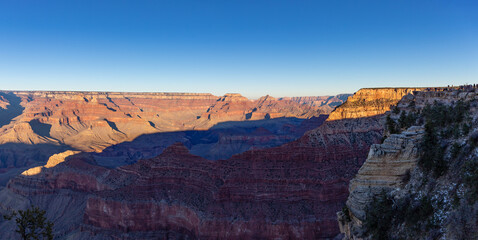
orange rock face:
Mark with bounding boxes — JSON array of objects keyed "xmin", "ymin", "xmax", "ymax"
[
  {"xmin": 0, "ymin": 91, "xmax": 219, "ymax": 152},
  {"xmin": 327, "ymin": 88, "xmax": 424, "ymax": 121}
]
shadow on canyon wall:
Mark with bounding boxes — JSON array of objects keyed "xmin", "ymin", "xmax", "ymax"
[
  {"xmin": 0, "ymin": 115, "xmax": 327, "ymax": 184},
  {"xmin": 92, "ymin": 115, "xmax": 328, "ymax": 167},
  {"xmin": 29, "ymin": 119, "xmax": 53, "ymax": 138},
  {"xmin": 0, "ymin": 142, "xmax": 73, "ymax": 186},
  {"xmin": 0, "ymin": 92, "xmax": 25, "ymax": 129}
]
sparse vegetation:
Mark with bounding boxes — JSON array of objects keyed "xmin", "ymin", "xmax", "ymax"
[
  {"xmin": 2, "ymin": 205, "xmax": 54, "ymax": 240},
  {"xmin": 392, "ymin": 106, "xmax": 400, "ymax": 114},
  {"xmin": 420, "ymin": 122, "xmax": 447, "ymax": 177},
  {"xmin": 421, "ymin": 100, "xmax": 469, "ymax": 127},
  {"xmin": 450, "ymin": 142, "xmax": 462, "ymax": 159},
  {"xmin": 418, "ymin": 101, "xmax": 471, "ymax": 177},
  {"xmin": 364, "ymin": 191, "xmax": 438, "ymax": 240},
  {"xmin": 398, "ymin": 111, "xmax": 418, "ymax": 130},
  {"xmin": 364, "ymin": 190, "xmax": 394, "ymax": 240},
  {"xmin": 462, "ymin": 122, "xmax": 471, "ymax": 135},
  {"xmin": 341, "ymin": 205, "xmax": 351, "ymax": 222},
  {"xmin": 386, "ymin": 114, "xmax": 398, "ymax": 134},
  {"xmin": 462, "ymin": 158, "xmax": 478, "ymax": 203},
  {"xmin": 469, "ymin": 131, "xmax": 478, "ymax": 147},
  {"xmin": 364, "ymin": 97, "xmax": 477, "ymax": 239}
]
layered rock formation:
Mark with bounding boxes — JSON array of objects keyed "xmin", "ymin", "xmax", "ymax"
[
  {"xmin": 281, "ymin": 94, "xmax": 352, "ymax": 113},
  {"xmin": 0, "ymin": 91, "xmax": 345, "ymax": 170},
  {"xmin": 21, "ymin": 150, "xmax": 81, "ymax": 176},
  {"xmin": 339, "ymin": 87, "xmax": 478, "ymax": 240},
  {"xmin": 0, "ymin": 91, "xmax": 218, "ymax": 152},
  {"xmin": 193, "ymin": 94, "xmax": 327, "ymax": 129},
  {"xmin": 327, "ymin": 88, "xmax": 423, "ymax": 121},
  {"xmin": 338, "ymin": 127, "xmax": 424, "ymax": 238},
  {"xmin": 0, "ymin": 88, "xmax": 419, "ymax": 239},
  {"xmin": 0, "ymin": 91, "xmax": 347, "ymax": 153}
]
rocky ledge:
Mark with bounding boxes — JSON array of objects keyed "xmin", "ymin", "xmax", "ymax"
[{"xmin": 338, "ymin": 127, "xmax": 424, "ymax": 238}]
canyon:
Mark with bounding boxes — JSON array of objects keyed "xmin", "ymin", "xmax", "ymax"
[
  {"xmin": 0, "ymin": 91, "xmax": 347, "ymax": 183},
  {"xmin": 0, "ymin": 88, "xmax": 421, "ymax": 239}
]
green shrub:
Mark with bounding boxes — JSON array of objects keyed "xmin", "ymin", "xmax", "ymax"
[
  {"xmin": 462, "ymin": 158, "xmax": 478, "ymax": 203},
  {"xmin": 450, "ymin": 142, "xmax": 461, "ymax": 159},
  {"xmin": 392, "ymin": 106, "xmax": 400, "ymax": 114},
  {"xmin": 364, "ymin": 190, "xmax": 394, "ymax": 240},
  {"xmin": 405, "ymin": 196, "xmax": 435, "ymax": 228},
  {"xmin": 386, "ymin": 115, "xmax": 399, "ymax": 134},
  {"xmin": 3, "ymin": 205, "xmax": 54, "ymax": 240},
  {"xmin": 399, "ymin": 111, "xmax": 418, "ymax": 130},
  {"xmin": 421, "ymin": 101, "xmax": 469, "ymax": 129},
  {"xmin": 419, "ymin": 122, "xmax": 448, "ymax": 177},
  {"xmin": 462, "ymin": 122, "xmax": 471, "ymax": 135},
  {"xmin": 364, "ymin": 191, "xmax": 439, "ymax": 239},
  {"xmin": 452, "ymin": 123, "xmax": 461, "ymax": 139},
  {"xmin": 398, "ymin": 111, "xmax": 407, "ymax": 128},
  {"xmin": 416, "ymin": 101, "xmax": 471, "ymax": 177},
  {"xmin": 469, "ymin": 131, "xmax": 478, "ymax": 147},
  {"xmin": 408, "ymin": 101, "xmax": 416, "ymax": 108},
  {"xmin": 341, "ymin": 205, "xmax": 351, "ymax": 222}
]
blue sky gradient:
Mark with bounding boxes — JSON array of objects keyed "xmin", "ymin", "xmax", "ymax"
[{"xmin": 0, "ymin": 1, "xmax": 477, "ymax": 98}]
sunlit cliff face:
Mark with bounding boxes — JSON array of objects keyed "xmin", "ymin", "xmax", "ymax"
[
  {"xmin": 21, "ymin": 150, "xmax": 80, "ymax": 176},
  {"xmin": 327, "ymin": 88, "xmax": 424, "ymax": 121}
]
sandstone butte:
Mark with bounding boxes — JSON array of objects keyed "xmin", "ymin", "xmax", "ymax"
[{"xmin": 0, "ymin": 88, "xmax": 422, "ymax": 239}]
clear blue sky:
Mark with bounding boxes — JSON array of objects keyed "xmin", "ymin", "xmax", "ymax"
[{"xmin": 0, "ymin": 1, "xmax": 477, "ymax": 98}]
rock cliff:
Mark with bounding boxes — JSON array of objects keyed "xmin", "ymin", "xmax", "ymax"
[
  {"xmin": 280, "ymin": 94, "xmax": 352, "ymax": 113},
  {"xmin": 339, "ymin": 87, "xmax": 478, "ymax": 240},
  {"xmin": 328, "ymin": 88, "xmax": 423, "ymax": 121},
  {"xmin": 338, "ymin": 127, "xmax": 424, "ymax": 238}
]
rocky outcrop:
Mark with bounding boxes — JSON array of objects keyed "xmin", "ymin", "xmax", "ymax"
[
  {"xmin": 338, "ymin": 127, "xmax": 424, "ymax": 239},
  {"xmin": 21, "ymin": 150, "xmax": 81, "ymax": 176},
  {"xmin": 339, "ymin": 87, "xmax": 478, "ymax": 240},
  {"xmin": 328, "ymin": 88, "xmax": 423, "ymax": 121}
]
